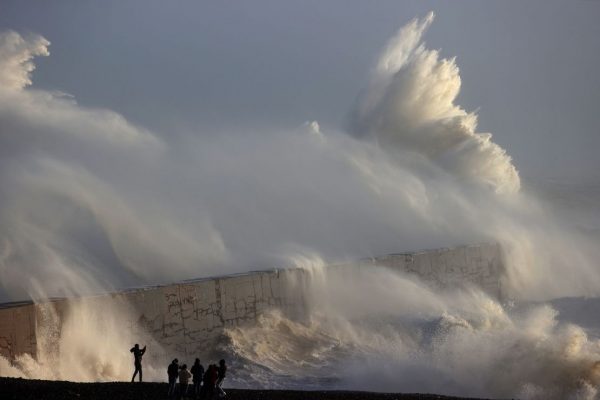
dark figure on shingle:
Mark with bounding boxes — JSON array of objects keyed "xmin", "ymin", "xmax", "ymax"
[
  {"xmin": 167, "ymin": 358, "xmax": 179, "ymax": 396},
  {"xmin": 178, "ymin": 364, "xmax": 192, "ymax": 400},
  {"xmin": 190, "ymin": 358, "xmax": 204, "ymax": 397},
  {"xmin": 201, "ymin": 364, "xmax": 217, "ymax": 399},
  {"xmin": 130, "ymin": 343, "xmax": 146, "ymax": 382},
  {"xmin": 216, "ymin": 359, "xmax": 227, "ymax": 397}
]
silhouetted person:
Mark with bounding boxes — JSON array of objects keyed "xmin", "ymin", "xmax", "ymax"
[
  {"xmin": 200, "ymin": 364, "xmax": 217, "ymax": 399},
  {"xmin": 130, "ymin": 343, "xmax": 146, "ymax": 382},
  {"xmin": 190, "ymin": 358, "xmax": 204, "ymax": 397},
  {"xmin": 167, "ymin": 358, "xmax": 179, "ymax": 397},
  {"xmin": 178, "ymin": 364, "xmax": 192, "ymax": 399},
  {"xmin": 216, "ymin": 359, "xmax": 227, "ymax": 397}
]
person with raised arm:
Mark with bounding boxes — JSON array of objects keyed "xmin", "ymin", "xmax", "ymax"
[{"xmin": 129, "ymin": 343, "xmax": 146, "ymax": 382}]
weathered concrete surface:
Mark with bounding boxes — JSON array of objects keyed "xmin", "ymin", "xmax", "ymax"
[
  {"xmin": 0, "ymin": 269, "xmax": 307, "ymax": 363},
  {"xmin": 370, "ymin": 242, "xmax": 504, "ymax": 299},
  {"xmin": 119, "ymin": 268, "xmax": 307, "ymax": 360},
  {"xmin": 0, "ymin": 243, "xmax": 504, "ymax": 363},
  {"xmin": 0, "ymin": 302, "xmax": 37, "ymax": 361}
]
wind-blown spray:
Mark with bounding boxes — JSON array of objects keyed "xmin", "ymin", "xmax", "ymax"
[{"xmin": 0, "ymin": 12, "xmax": 599, "ymax": 400}]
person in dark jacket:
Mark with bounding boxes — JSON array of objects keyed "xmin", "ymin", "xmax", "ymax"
[
  {"xmin": 190, "ymin": 358, "xmax": 204, "ymax": 397},
  {"xmin": 200, "ymin": 364, "xmax": 217, "ymax": 399},
  {"xmin": 130, "ymin": 343, "xmax": 146, "ymax": 382},
  {"xmin": 216, "ymin": 359, "xmax": 227, "ymax": 397},
  {"xmin": 167, "ymin": 359, "xmax": 179, "ymax": 397}
]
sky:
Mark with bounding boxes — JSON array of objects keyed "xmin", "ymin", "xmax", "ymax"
[
  {"xmin": 1, "ymin": 1, "xmax": 600, "ymax": 303},
  {"xmin": 1, "ymin": 0, "xmax": 599, "ymax": 180}
]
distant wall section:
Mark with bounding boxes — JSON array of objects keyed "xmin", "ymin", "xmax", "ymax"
[{"xmin": 370, "ymin": 242, "xmax": 504, "ymax": 299}]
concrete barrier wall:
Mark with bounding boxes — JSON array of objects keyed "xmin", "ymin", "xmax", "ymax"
[
  {"xmin": 0, "ymin": 268, "xmax": 306, "ymax": 362},
  {"xmin": 0, "ymin": 243, "xmax": 504, "ymax": 362},
  {"xmin": 370, "ymin": 242, "xmax": 504, "ymax": 299},
  {"xmin": 118, "ymin": 268, "xmax": 306, "ymax": 359},
  {"xmin": 0, "ymin": 303, "xmax": 37, "ymax": 361}
]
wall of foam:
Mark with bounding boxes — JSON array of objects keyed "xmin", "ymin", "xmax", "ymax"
[{"xmin": 0, "ymin": 243, "xmax": 504, "ymax": 362}]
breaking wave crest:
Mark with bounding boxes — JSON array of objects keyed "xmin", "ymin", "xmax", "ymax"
[{"xmin": 350, "ymin": 12, "xmax": 520, "ymax": 194}]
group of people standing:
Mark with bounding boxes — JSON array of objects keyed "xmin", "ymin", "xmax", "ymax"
[
  {"xmin": 168, "ymin": 358, "xmax": 227, "ymax": 399},
  {"xmin": 129, "ymin": 343, "xmax": 228, "ymax": 399}
]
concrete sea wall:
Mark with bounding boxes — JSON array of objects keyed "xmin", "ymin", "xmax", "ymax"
[
  {"xmin": 369, "ymin": 242, "xmax": 504, "ymax": 299},
  {"xmin": 0, "ymin": 243, "xmax": 504, "ymax": 362}
]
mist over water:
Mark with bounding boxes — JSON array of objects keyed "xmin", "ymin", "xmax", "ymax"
[{"xmin": 1, "ymin": 13, "xmax": 599, "ymax": 399}]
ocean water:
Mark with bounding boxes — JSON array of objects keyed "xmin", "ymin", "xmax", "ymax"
[
  {"xmin": 219, "ymin": 262, "xmax": 600, "ymax": 399},
  {"xmin": 1, "ymin": 12, "xmax": 600, "ymax": 400}
]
